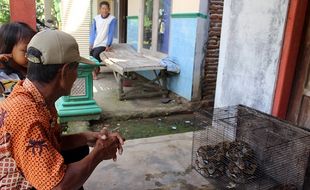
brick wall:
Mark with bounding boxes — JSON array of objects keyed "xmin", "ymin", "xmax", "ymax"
[{"xmin": 202, "ymin": 0, "xmax": 224, "ymax": 105}]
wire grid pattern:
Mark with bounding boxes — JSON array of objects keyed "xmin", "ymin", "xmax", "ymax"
[
  {"xmin": 192, "ymin": 105, "xmax": 310, "ymax": 190},
  {"xmin": 70, "ymin": 78, "xmax": 86, "ymax": 96}
]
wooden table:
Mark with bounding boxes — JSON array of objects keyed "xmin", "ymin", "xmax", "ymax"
[{"xmin": 100, "ymin": 43, "xmax": 168, "ymax": 100}]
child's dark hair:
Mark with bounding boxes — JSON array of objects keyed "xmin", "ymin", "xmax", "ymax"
[
  {"xmin": 0, "ymin": 22, "xmax": 36, "ymax": 54},
  {"xmin": 99, "ymin": 1, "xmax": 110, "ymax": 9},
  {"xmin": 0, "ymin": 22, "xmax": 35, "ymax": 79}
]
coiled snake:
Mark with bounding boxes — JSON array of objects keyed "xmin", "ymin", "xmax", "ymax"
[{"xmin": 195, "ymin": 140, "xmax": 257, "ymax": 183}]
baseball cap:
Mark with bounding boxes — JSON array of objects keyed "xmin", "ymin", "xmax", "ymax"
[{"xmin": 26, "ymin": 30, "xmax": 95, "ymax": 65}]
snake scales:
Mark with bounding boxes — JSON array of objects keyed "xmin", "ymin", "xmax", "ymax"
[{"xmin": 195, "ymin": 140, "xmax": 257, "ymax": 183}]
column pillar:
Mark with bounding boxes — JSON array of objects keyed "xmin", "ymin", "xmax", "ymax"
[{"xmin": 10, "ymin": 0, "xmax": 36, "ymax": 30}]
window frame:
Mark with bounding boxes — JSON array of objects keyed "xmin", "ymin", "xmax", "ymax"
[{"xmin": 138, "ymin": 0, "xmax": 170, "ymax": 58}]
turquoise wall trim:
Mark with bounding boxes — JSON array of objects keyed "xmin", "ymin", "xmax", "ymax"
[
  {"xmin": 171, "ymin": 13, "xmax": 208, "ymax": 19},
  {"xmin": 127, "ymin": 18, "xmax": 138, "ymax": 50},
  {"xmin": 127, "ymin": 16, "xmax": 138, "ymax": 19}
]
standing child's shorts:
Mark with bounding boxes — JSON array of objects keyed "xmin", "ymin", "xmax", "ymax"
[{"xmin": 0, "ymin": 80, "xmax": 19, "ymax": 97}]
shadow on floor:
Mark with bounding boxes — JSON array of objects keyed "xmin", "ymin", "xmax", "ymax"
[{"xmin": 93, "ymin": 67, "xmax": 193, "ymax": 120}]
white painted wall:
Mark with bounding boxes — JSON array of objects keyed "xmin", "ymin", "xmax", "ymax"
[
  {"xmin": 128, "ymin": 0, "xmax": 140, "ymax": 16},
  {"xmin": 129, "ymin": 0, "xmax": 202, "ymax": 16},
  {"xmin": 172, "ymin": 0, "xmax": 200, "ymax": 13},
  {"xmin": 215, "ymin": 0, "xmax": 289, "ymax": 113}
]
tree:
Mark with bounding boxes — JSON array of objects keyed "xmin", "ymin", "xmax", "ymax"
[
  {"xmin": 36, "ymin": 0, "xmax": 61, "ymax": 28},
  {"xmin": 0, "ymin": 0, "xmax": 10, "ymax": 24},
  {"xmin": 36, "ymin": 0, "xmax": 45, "ymax": 22},
  {"xmin": 0, "ymin": 0, "xmax": 61, "ymax": 26},
  {"xmin": 51, "ymin": 0, "xmax": 61, "ymax": 28}
]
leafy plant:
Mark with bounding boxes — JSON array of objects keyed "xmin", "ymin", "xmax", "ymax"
[
  {"xmin": 144, "ymin": 16, "xmax": 152, "ymax": 29},
  {"xmin": 36, "ymin": 0, "xmax": 45, "ymax": 21},
  {"xmin": 0, "ymin": 0, "xmax": 61, "ymax": 26},
  {"xmin": 36, "ymin": 0, "xmax": 61, "ymax": 28},
  {"xmin": 0, "ymin": 0, "xmax": 10, "ymax": 24},
  {"xmin": 51, "ymin": 0, "xmax": 61, "ymax": 27}
]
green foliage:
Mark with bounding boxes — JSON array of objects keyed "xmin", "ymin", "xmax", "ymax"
[
  {"xmin": 35, "ymin": 0, "xmax": 61, "ymax": 28},
  {"xmin": 0, "ymin": 0, "xmax": 10, "ymax": 24},
  {"xmin": 36, "ymin": 0, "xmax": 45, "ymax": 21},
  {"xmin": 0, "ymin": 0, "xmax": 61, "ymax": 26},
  {"xmin": 51, "ymin": 0, "xmax": 61, "ymax": 27},
  {"xmin": 144, "ymin": 16, "xmax": 152, "ymax": 29}
]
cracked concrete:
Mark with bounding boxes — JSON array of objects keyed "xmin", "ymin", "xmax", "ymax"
[{"xmin": 84, "ymin": 132, "xmax": 215, "ymax": 190}]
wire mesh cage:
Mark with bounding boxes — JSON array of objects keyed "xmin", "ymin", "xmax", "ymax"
[{"xmin": 192, "ymin": 105, "xmax": 310, "ymax": 190}]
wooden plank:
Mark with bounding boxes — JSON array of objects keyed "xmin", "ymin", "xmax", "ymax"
[
  {"xmin": 100, "ymin": 43, "xmax": 165, "ymax": 73},
  {"xmin": 104, "ymin": 59, "xmax": 124, "ymax": 74},
  {"xmin": 99, "ymin": 43, "xmax": 168, "ymax": 100},
  {"xmin": 298, "ymin": 96, "xmax": 310, "ymax": 129},
  {"xmin": 122, "ymin": 66, "xmax": 165, "ymax": 73}
]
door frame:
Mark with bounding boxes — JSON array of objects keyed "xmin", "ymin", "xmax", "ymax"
[
  {"xmin": 272, "ymin": 0, "xmax": 308, "ymax": 119},
  {"xmin": 118, "ymin": 0, "xmax": 127, "ymax": 43},
  {"xmin": 286, "ymin": 3, "xmax": 310, "ymax": 125}
]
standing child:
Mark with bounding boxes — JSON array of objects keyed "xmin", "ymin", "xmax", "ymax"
[
  {"xmin": 0, "ymin": 22, "xmax": 36, "ymax": 95},
  {"xmin": 89, "ymin": 1, "xmax": 116, "ymax": 80}
]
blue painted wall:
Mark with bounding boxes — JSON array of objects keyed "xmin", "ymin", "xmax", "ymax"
[
  {"xmin": 127, "ymin": 18, "xmax": 139, "ymax": 49},
  {"xmin": 167, "ymin": 18, "xmax": 197, "ymax": 100},
  {"xmin": 126, "ymin": 16, "xmax": 199, "ymax": 100}
]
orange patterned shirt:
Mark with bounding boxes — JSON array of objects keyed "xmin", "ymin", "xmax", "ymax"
[{"xmin": 0, "ymin": 79, "xmax": 66, "ymax": 190}]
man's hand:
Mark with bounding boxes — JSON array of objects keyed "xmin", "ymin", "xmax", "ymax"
[
  {"xmin": 93, "ymin": 136, "xmax": 118, "ymax": 161},
  {"xmin": 82, "ymin": 131, "xmax": 100, "ymax": 147},
  {"xmin": 0, "ymin": 54, "xmax": 12, "ymax": 62},
  {"xmin": 82, "ymin": 128, "xmax": 124, "ymax": 146},
  {"xmin": 53, "ymin": 128, "xmax": 125, "ymax": 190},
  {"xmin": 87, "ymin": 127, "xmax": 125, "ymax": 161}
]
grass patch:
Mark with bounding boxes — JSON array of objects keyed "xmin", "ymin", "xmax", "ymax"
[{"xmin": 91, "ymin": 114, "xmax": 196, "ymax": 140}]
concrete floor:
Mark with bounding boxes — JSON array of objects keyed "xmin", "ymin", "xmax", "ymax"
[
  {"xmin": 0, "ymin": 69, "xmax": 213, "ymax": 189},
  {"xmin": 84, "ymin": 70, "xmax": 215, "ymax": 189},
  {"xmin": 92, "ymin": 67, "xmax": 192, "ymax": 120},
  {"xmin": 84, "ymin": 132, "xmax": 215, "ymax": 190}
]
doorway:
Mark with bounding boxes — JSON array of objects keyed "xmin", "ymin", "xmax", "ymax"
[{"xmin": 117, "ymin": 0, "xmax": 127, "ymax": 43}]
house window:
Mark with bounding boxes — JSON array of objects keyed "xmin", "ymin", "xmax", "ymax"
[
  {"xmin": 157, "ymin": 0, "xmax": 171, "ymax": 53},
  {"xmin": 141, "ymin": 0, "xmax": 171, "ymax": 56},
  {"xmin": 143, "ymin": 0, "xmax": 153, "ymax": 49}
]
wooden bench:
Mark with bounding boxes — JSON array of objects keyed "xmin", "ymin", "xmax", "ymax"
[{"xmin": 100, "ymin": 43, "xmax": 168, "ymax": 100}]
